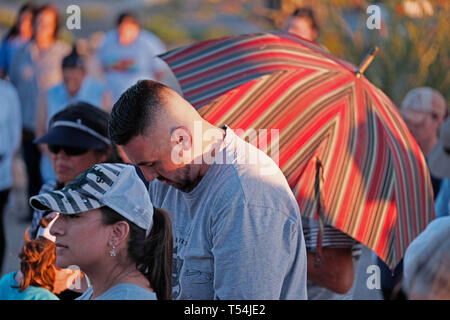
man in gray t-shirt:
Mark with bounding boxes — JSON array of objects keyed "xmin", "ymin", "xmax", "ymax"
[{"xmin": 108, "ymin": 80, "xmax": 308, "ymax": 299}]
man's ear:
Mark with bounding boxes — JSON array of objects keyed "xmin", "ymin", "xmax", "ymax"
[
  {"xmin": 171, "ymin": 126, "xmax": 192, "ymax": 150},
  {"xmin": 170, "ymin": 126, "xmax": 193, "ymax": 164}
]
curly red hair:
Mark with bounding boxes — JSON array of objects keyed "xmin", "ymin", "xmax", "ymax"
[{"xmin": 17, "ymin": 230, "xmax": 56, "ymax": 293}]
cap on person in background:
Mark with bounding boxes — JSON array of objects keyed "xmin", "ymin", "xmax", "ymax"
[
  {"xmin": 428, "ymin": 117, "xmax": 450, "ymax": 178},
  {"xmin": 34, "ymin": 102, "xmax": 111, "ymax": 150},
  {"xmin": 29, "ymin": 163, "xmax": 154, "ymax": 237},
  {"xmin": 400, "ymin": 87, "xmax": 447, "ymax": 124}
]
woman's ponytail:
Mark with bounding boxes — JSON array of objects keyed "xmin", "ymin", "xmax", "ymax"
[{"xmin": 140, "ymin": 208, "xmax": 173, "ymax": 300}]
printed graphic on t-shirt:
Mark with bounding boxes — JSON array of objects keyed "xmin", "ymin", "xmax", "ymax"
[{"xmin": 172, "ymin": 238, "xmax": 185, "ymax": 299}]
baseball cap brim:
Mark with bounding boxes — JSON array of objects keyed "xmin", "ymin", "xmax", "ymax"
[
  {"xmin": 34, "ymin": 126, "xmax": 108, "ymax": 150},
  {"xmin": 428, "ymin": 140, "xmax": 450, "ymax": 179},
  {"xmin": 29, "ymin": 187, "xmax": 104, "ymax": 215}
]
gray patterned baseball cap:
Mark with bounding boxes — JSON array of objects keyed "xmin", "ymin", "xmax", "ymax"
[{"xmin": 29, "ymin": 163, "xmax": 154, "ymax": 236}]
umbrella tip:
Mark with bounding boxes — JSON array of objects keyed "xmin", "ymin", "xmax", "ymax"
[{"xmin": 355, "ymin": 46, "xmax": 379, "ymax": 78}]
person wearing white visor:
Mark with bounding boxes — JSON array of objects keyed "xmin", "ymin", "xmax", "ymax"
[{"xmin": 29, "ymin": 163, "xmax": 173, "ymax": 300}]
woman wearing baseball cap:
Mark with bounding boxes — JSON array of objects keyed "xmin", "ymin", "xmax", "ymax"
[{"xmin": 30, "ymin": 163, "xmax": 173, "ymax": 300}]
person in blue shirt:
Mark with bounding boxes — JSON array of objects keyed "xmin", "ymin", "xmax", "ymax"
[
  {"xmin": 9, "ymin": 4, "xmax": 71, "ymax": 222},
  {"xmin": 429, "ymin": 117, "xmax": 450, "ymax": 218},
  {"xmin": 35, "ymin": 46, "xmax": 112, "ymax": 183},
  {"xmin": 0, "ymin": 79, "xmax": 21, "ymax": 273},
  {"xmin": 0, "ymin": 3, "xmax": 34, "ymax": 79},
  {"xmin": 435, "ymin": 179, "xmax": 450, "ymax": 218}
]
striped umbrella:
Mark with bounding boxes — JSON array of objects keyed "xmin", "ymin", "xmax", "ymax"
[{"xmin": 160, "ymin": 32, "xmax": 435, "ymax": 270}]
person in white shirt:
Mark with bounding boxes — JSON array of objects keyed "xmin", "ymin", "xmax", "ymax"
[{"xmin": 0, "ymin": 79, "xmax": 22, "ymax": 273}]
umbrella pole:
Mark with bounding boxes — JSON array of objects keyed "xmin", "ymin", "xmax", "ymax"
[
  {"xmin": 314, "ymin": 158, "xmax": 325, "ymax": 267},
  {"xmin": 354, "ymin": 46, "xmax": 379, "ymax": 78}
]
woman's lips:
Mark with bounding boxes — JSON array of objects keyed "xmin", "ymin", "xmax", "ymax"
[{"xmin": 55, "ymin": 243, "xmax": 68, "ymax": 253}]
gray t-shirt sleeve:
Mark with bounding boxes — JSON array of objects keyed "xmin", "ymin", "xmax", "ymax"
[{"xmin": 210, "ymin": 204, "xmax": 301, "ymax": 299}]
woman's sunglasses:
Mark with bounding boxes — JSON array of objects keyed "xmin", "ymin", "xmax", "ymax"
[{"xmin": 48, "ymin": 145, "xmax": 89, "ymax": 156}]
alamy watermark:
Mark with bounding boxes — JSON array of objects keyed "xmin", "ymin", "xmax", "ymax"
[
  {"xmin": 64, "ymin": 265, "xmax": 83, "ymax": 290},
  {"xmin": 366, "ymin": 5, "xmax": 381, "ymax": 30},
  {"xmin": 366, "ymin": 265, "xmax": 381, "ymax": 290},
  {"xmin": 66, "ymin": 5, "xmax": 81, "ymax": 30},
  {"xmin": 170, "ymin": 121, "xmax": 280, "ymax": 176}
]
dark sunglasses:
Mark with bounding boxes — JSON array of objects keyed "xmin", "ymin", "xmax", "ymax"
[{"xmin": 48, "ymin": 145, "xmax": 89, "ymax": 156}]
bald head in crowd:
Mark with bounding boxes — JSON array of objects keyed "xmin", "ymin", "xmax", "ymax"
[{"xmin": 400, "ymin": 87, "xmax": 447, "ymax": 157}]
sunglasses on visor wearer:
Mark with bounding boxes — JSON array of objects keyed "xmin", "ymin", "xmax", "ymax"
[{"xmin": 48, "ymin": 145, "xmax": 89, "ymax": 156}]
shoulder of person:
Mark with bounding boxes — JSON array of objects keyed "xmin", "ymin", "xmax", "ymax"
[
  {"xmin": 0, "ymin": 78, "xmax": 18, "ymax": 95},
  {"xmin": 24, "ymin": 287, "xmax": 59, "ymax": 300},
  {"xmin": 139, "ymin": 29, "xmax": 162, "ymax": 42},
  {"xmin": 225, "ymin": 160, "xmax": 293, "ymax": 202},
  {"xmin": 16, "ymin": 41, "xmax": 32, "ymax": 54},
  {"xmin": 138, "ymin": 30, "xmax": 165, "ymax": 48},
  {"xmin": 83, "ymin": 76, "xmax": 106, "ymax": 88},
  {"xmin": 0, "ymin": 271, "xmax": 15, "ymax": 285},
  {"xmin": 0, "ymin": 272, "xmax": 17, "ymax": 298},
  {"xmin": 47, "ymin": 81, "xmax": 64, "ymax": 94},
  {"xmin": 213, "ymin": 167, "xmax": 300, "ymax": 218},
  {"xmin": 98, "ymin": 284, "xmax": 156, "ymax": 300},
  {"xmin": 97, "ymin": 30, "xmax": 118, "ymax": 48}
]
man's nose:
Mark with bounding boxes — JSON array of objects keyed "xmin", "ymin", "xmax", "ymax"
[{"xmin": 141, "ymin": 167, "xmax": 158, "ymax": 182}]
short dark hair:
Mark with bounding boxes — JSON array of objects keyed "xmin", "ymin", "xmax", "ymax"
[
  {"xmin": 291, "ymin": 7, "xmax": 319, "ymax": 32},
  {"xmin": 62, "ymin": 44, "xmax": 84, "ymax": 69},
  {"xmin": 116, "ymin": 11, "xmax": 138, "ymax": 27},
  {"xmin": 109, "ymin": 80, "xmax": 167, "ymax": 145}
]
